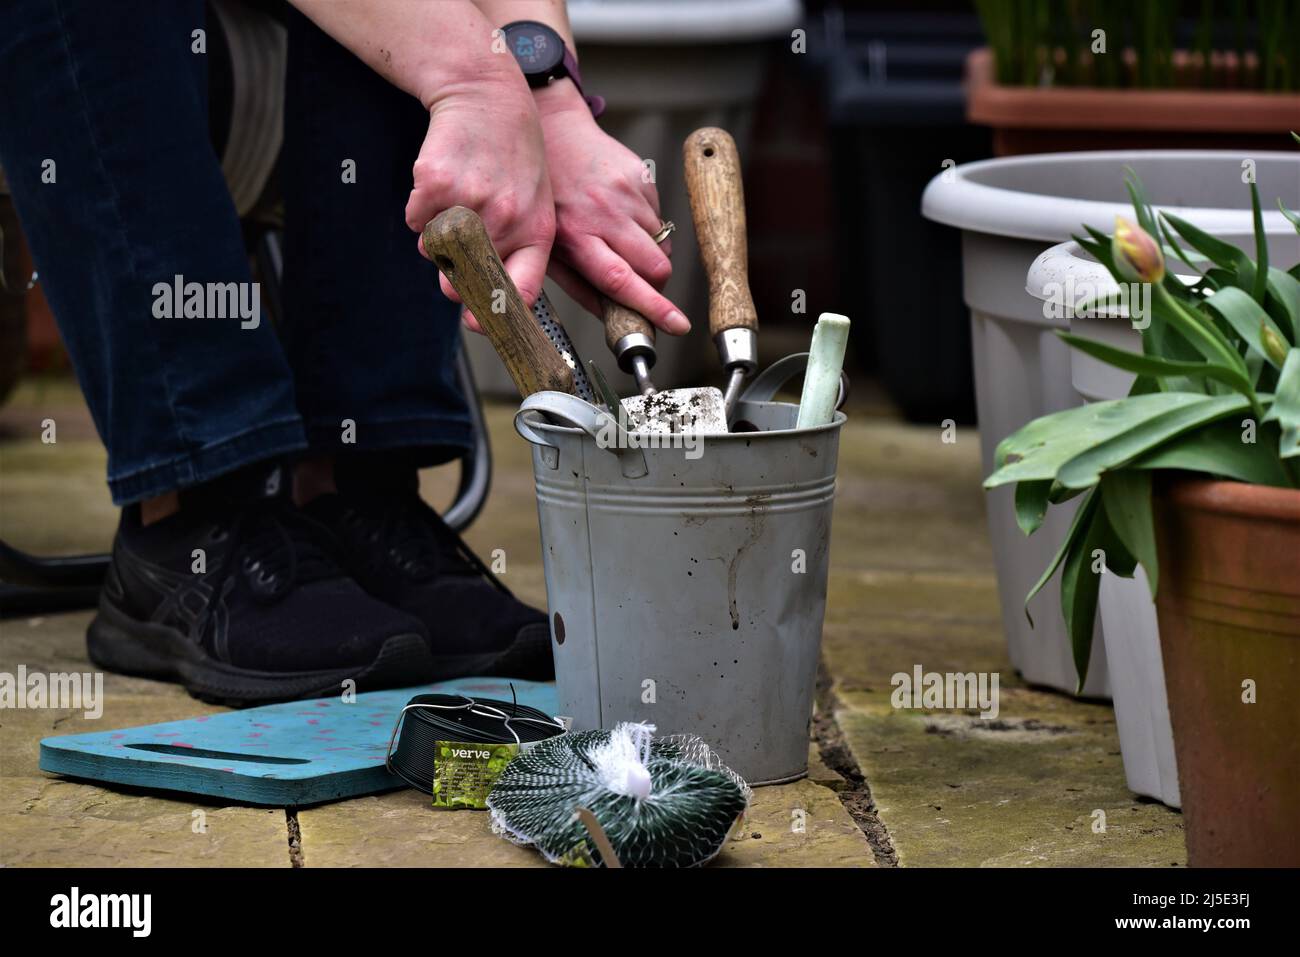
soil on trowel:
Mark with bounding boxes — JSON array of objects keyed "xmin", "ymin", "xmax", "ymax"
[{"xmin": 632, "ymin": 390, "xmax": 713, "ymax": 433}]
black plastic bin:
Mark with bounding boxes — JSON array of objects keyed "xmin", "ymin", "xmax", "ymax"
[{"xmin": 820, "ymin": 9, "xmax": 989, "ymax": 424}]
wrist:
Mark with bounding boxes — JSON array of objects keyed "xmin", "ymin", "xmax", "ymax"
[
  {"xmin": 416, "ymin": 53, "xmax": 526, "ymax": 113},
  {"xmin": 532, "ymin": 76, "xmax": 593, "ymax": 121}
]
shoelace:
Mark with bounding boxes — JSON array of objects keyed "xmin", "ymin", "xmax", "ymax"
[
  {"xmin": 346, "ymin": 493, "xmax": 511, "ymax": 595},
  {"xmin": 199, "ymin": 501, "xmax": 341, "ymax": 633}
]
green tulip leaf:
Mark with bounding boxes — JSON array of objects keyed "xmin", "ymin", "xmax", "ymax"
[
  {"xmin": 1097, "ymin": 512, "xmax": 1138, "ymax": 578},
  {"xmin": 986, "ymin": 392, "xmax": 1215, "ymax": 489},
  {"xmin": 1162, "ymin": 212, "xmax": 1249, "ymax": 274},
  {"xmin": 1056, "ymin": 393, "xmax": 1253, "ymax": 489},
  {"xmin": 1157, "ymin": 218, "xmax": 1213, "ymax": 287},
  {"xmin": 1250, "ymin": 182, "xmax": 1268, "ymax": 304},
  {"xmin": 1014, "ymin": 480, "xmax": 1052, "ymax": 536},
  {"xmin": 1047, "ymin": 481, "xmax": 1087, "ymax": 505},
  {"xmin": 1131, "ymin": 416, "xmax": 1292, "ymax": 486},
  {"xmin": 1203, "ymin": 287, "xmax": 1290, "ymax": 370},
  {"xmin": 1266, "ymin": 267, "xmax": 1300, "ymax": 343},
  {"xmin": 1262, "ymin": 348, "xmax": 1300, "ymax": 459},
  {"xmin": 1058, "ymin": 499, "xmax": 1108, "ymax": 691},
  {"xmin": 1278, "ymin": 199, "xmax": 1300, "ymax": 235},
  {"xmin": 1100, "ymin": 470, "xmax": 1158, "ymax": 596},
  {"xmin": 1124, "ymin": 168, "xmax": 1159, "ymax": 238},
  {"xmin": 1057, "ymin": 332, "xmax": 1254, "ymax": 397},
  {"xmin": 1023, "ymin": 486, "xmax": 1100, "ymax": 628}
]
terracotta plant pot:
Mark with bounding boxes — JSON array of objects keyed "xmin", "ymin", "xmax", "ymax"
[
  {"xmin": 1154, "ymin": 477, "xmax": 1300, "ymax": 867},
  {"xmin": 965, "ymin": 48, "xmax": 1300, "ymax": 155}
]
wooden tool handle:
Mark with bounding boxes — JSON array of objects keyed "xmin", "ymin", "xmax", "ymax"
[
  {"xmin": 598, "ymin": 295, "xmax": 656, "ymax": 354},
  {"xmin": 421, "ymin": 207, "xmax": 575, "ymax": 398},
  {"xmin": 683, "ymin": 127, "xmax": 757, "ymax": 339}
]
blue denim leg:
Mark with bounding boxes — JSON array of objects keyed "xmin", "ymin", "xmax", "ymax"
[
  {"xmin": 280, "ymin": 8, "xmax": 472, "ymax": 468},
  {"xmin": 0, "ymin": 0, "xmax": 307, "ymax": 504}
]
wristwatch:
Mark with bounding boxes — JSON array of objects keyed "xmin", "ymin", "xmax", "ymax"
[{"xmin": 500, "ymin": 20, "xmax": 605, "ymax": 118}]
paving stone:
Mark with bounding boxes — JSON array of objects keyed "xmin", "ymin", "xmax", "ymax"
[
  {"xmin": 821, "ymin": 416, "xmax": 1185, "ymax": 867},
  {"xmin": 806, "ymin": 740, "xmax": 844, "ymax": 790},
  {"xmin": 1, "ymin": 610, "xmax": 223, "ymax": 779},
  {"xmin": 296, "ymin": 788, "xmax": 545, "ymax": 867},
  {"xmin": 834, "ymin": 689, "xmax": 1185, "ymax": 867},
  {"xmin": 716, "ymin": 778, "xmax": 874, "ymax": 867},
  {"xmin": 0, "ymin": 776, "xmax": 288, "ymax": 867},
  {"xmin": 297, "ymin": 775, "xmax": 873, "ymax": 868}
]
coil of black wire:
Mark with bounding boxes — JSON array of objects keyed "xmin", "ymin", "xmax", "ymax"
[{"xmin": 386, "ymin": 693, "xmax": 566, "ymax": 794}]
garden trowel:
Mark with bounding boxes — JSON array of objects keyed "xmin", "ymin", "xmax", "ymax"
[
  {"xmin": 597, "ymin": 295, "xmax": 728, "ymax": 434},
  {"xmin": 684, "ymin": 127, "xmax": 759, "ymax": 418},
  {"xmin": 421, "ymin": 206, "xmax": 588, "ymax": 401}
]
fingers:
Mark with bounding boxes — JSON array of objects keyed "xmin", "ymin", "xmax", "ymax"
[
  {"xmin": 628, "ymin": 189, "xmax": 664, "ymax": 239},
  {"xmin": 547, "ymin": 259, "xmax": 601, "ymax": 319},
  {"xmin": 501, "ymin": 240, "xmax": 551, "ymax": 311},
  {"xmin": 621, "ymin": 184, "xmax": 675, "ymax": 277},
  {"xmin": 435, "ymin": 272, "xmax": 484, "ymax": 334},
  {"xmin": 605, "ymin": 222, "xmax": 673, "ymax": 293},
  {"xmin": 570, "ymin": 236, "xmax": 689, "ymax": 335},
  {"xmin": 460, "ymin": 305, "xmax": 483, "ymax": 335},
  {"xmin": 428, "ymin": 235, "xmax": 550, "ymax": 336}
]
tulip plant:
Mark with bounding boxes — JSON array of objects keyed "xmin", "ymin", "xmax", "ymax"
[{"xmin": 984, "ymin": 165, "xmax": 1300, "ymax": 689}]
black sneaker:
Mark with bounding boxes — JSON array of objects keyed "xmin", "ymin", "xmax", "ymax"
[
  {"xmin": 87, "ymin": 464, "xmax": 434, "ymax": 706},
  {"xmin": 302, "ymin": 459, "xmax": 554, "ymax": 682}
]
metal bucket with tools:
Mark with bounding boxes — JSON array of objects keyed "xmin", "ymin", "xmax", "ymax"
[
  {"xmin": 515, "ymin": 355, "xmax": 845, "ymax": 785},
  {"xmin": 422, "ymin": 126, "xmax": 848, "ymax": 785}
]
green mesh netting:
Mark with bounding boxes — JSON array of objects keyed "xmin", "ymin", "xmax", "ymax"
[{"xmin": 486, "ymin": 723, "xmax": 751, "ymax": 868}]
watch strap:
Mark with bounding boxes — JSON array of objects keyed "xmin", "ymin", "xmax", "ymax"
[{"xmin": 560, "ymin": 45, "xmax": 606, "ymax": 118}]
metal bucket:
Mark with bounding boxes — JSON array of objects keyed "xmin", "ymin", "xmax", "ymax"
[{"xmin": 514, "ymin": 355, "xmax": 845, "ymax": 785}]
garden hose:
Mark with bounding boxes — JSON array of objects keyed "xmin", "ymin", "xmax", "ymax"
[{"xmin": 385, "ymin": 693, "xmax": 565, "ymax": 795}]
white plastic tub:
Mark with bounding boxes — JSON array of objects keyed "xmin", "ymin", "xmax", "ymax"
[
  {"xmin": 922, "ymin": 150, "xmax": 1298, "ymax": 697},
  {"xmin": 1026, "ymin": 196, "xmax": 1300, "ymax": 803},
  {"xmin": 1027, "ymin": 240, "xmax": 1182, "ymax": 805}
]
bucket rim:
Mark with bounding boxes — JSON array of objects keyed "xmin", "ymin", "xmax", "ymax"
[{"xmin": 519, "ymin": 403, "xmax": 848, "ymax": 442}]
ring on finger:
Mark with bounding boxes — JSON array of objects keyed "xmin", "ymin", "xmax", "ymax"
[{"xmin": 651, "ymin": 220, "xmax": 675, "ymax": 245}]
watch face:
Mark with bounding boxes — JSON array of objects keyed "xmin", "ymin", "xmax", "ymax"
[{"xmin": 503, "ymin": 21, "xmax": 564, "ymax": 76}]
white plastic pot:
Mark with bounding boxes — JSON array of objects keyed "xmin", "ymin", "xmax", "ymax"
[
  {"xmin": 464, "ymin": 0, "xmax": 803, "ymax": 396},
  {"xmin": 1027, "ymin": 199, "xmax": 1300, "ymax": 804},
  {"xmin": 922, "ymin": 149, "xmax": 1298, "ymax": 697},
  {"xmin": 1026, "ymin": 240, "xmax": 1183, "ymax": 805}
]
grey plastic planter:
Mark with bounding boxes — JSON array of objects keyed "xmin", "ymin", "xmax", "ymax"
[
  {"xmin": 922, "ymin": 150, "xmax": 1298, "ymax": 697},
  {"xmin": 464, "ymin": 0, "xmax": 802, "ymax": 396}
]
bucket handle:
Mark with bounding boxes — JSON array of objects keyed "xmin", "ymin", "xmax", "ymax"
[
  {"xmin": 514, "ymin": 391, "xmax": 649, "ymax": 479},
  {"xmin": 738, "ymin": 352, "xmax": 849, "ymax": 410}
]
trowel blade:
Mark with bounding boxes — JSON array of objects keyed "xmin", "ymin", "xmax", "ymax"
[{"xmin": 620, "ymin": 387, "xmax": 729, "ymax": 435}]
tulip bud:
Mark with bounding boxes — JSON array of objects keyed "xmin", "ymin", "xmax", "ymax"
[
  {"xmin": 1261, "ymin": 322, "xmax": 1289, "ymax": 367},
  {"xmin": 1111, "ymin": 216, "xmax": 1165, "ymax": 284}
]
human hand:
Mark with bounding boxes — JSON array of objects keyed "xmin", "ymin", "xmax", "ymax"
[
  {"xmin": 536, "ymin": 82, "xmax": 689, "ymax": 336},
  {"xmin": 408, "ymin": 77, "xmax": 555, "ymax": 331}
]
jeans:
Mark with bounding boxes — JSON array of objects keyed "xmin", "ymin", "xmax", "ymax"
[{"xmin": 0, "ymin": 0, "xmax": 471, "ymax": 505}]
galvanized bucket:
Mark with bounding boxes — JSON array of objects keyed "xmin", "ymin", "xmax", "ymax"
[{"xmin": 514, "ymin": 354, "xmax": 846, "ymax": 785}]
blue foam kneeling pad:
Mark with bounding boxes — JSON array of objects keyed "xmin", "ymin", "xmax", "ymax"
[{"xmin": 39, "ymin": 678, "xmax": 558, "ymax": 807}]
